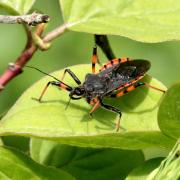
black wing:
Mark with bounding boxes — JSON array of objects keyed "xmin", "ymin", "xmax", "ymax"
[{"xmin": 98, "ymin": 59, "xmax": 151, "ymax": 94}]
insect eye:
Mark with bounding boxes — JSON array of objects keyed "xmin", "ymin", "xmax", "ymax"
[{"xmin": 75, "ymin": 88, "xmax": 84, "ymax": 95}]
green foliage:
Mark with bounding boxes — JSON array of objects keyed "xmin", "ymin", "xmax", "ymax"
[
  {"xmin": 0, "ymin": 0, "xmax": 35, "ymax": 15},
  {"xmin": 148, "ymin": 140, "xmax": 180, "ymax": 180},
  {"xmin": 126, "ymin": 158, "xmax": 163, "ymax": 180},
  {"xmin": 0, "ymin": 146, "xmax": 74, "ymax": 179},
  {"xmin": 2, "ymin": 136, "xmax": 29, "ymax": 152},
  {"xmin": 142, "ymin": 147, "xmax": 169, "ymax": 160},
  {"xmin": 0, "ymin": 65, "xmax": 174, "ymax": 150},
  {"xmin": 60, "ymin": 0, "xmax": 180, "ymax": 42},
  {"xmin": 30, "ymin": 138, "xmax": 144, "ymax": 180},
  {"xmin": 158, "ymin": 83, "xmax": 180, "ymax": 139},
  {"xmin": 0, "ymin": 139, "xmax": 3, "ymax": 145}
]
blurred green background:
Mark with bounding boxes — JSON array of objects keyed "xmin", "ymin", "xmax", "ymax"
[{"xmin": 0, "ymin": 0, "xmax": 180, "ymax": 115}]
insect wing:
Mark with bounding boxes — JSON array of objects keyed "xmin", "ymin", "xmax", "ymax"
[{"xmin": 101, "ymin": 59, "xmax": 151, "ymax": 94}]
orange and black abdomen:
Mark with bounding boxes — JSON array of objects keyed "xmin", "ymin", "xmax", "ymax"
[
  {"xmin": 98, "ymin": 59, "xmax": 151, "ymax": 94},
  {"xmin": 99, "ymin": 58, "xmax": 130, "ymax": 72}
]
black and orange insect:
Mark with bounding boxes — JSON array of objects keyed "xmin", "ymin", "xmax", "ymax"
[{"xmin": 28, "ymin": 46, "xmax": 165, "ymax": 131}]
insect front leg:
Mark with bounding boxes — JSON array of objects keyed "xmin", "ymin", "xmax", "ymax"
[
  {"xmin": 61, "ymin": 69, "xmax": 81, "ymax": 85},
  {"xmin": 99, "ymin": 98, "xmax": 122, "ymax": 132},
  {"xmin": 38, "ymin": 81, "xmax": 72, "ymax": 102},
  {"xmin": 89, "ymin": 98, "xmax": 100, "ymax": 117}
]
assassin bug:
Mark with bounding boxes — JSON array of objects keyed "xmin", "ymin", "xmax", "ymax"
[{"xmin": 28, "ymin": 46, "xmax": 165, "ymax": 131}]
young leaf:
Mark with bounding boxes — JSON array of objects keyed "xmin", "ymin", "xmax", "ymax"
[
  {"xmin": 126, "ymin": 158, "xmax": 163, "ymax": 180},
  {"xmin": 142, "ymin": 147, "xmax": 169, "ymax": 160},
  {"xmin": 158, "ymin": 83, "xmax": 180, "ymax": 139},
  {"xmin": 30, "ymin": 138, "xmax": 144, "ymax": 180},
  {"xmin": 0, "ymin": 64, "xmax": 174, "ymax": 150},
  {"xmin": 60, "ymin": 0, "xmax": 180, "ymax": 43},
  {"xmin": 0, "ymin": 146, "xmax": 75, "ymax": 180},
  {"xmin": 0, "ymin": 0, "xmax": 35, "ymax": 15},
  {"xmin": 147, "ymin": 140, "xmax": 180, "ymax": 180}
]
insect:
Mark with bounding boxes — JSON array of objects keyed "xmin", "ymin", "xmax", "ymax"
[{"xmin": 29, "ymin": 46, "xmax": 165, "ymax": 131}]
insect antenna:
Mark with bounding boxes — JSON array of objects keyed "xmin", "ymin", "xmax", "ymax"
[
  {"xmin": 25, "ymin": 65, "xmax": 60, "ymax": 82},
  {"xmin": 65, "ymin": 97, "xmax": 71, "ymax": 110}
]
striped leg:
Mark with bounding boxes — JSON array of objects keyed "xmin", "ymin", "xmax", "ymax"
[
  {"xmin": 92, "ymin": 45, "xmax": 98, "ymax": 74},
  {"xmin": 89, "ymin": 97, "xmax": 122, "ymax": 131},
  {"xmin": 38, "ymin": 81, "xmax": 72, "ymax": 102},
  {"xmin": 100, "ymin": 99, "xmax": 122, "ymax": 132},
  {"xmin": 89, "ymin": 99, "xmax": 100, "ymax": 116},
  {"xmin": 61, "ymin": 69, "xmax": 81, "ymax": 85}
]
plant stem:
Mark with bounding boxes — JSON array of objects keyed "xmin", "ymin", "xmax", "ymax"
[
  {"xmin": 43, "ymin": 23, "xmax": 67, "ymax": 42},
  {"xmin": 0, "ymin": 12, "xmax": 50, "ymax": 26},
  {"xmin": 0, "ymin": 23, "xmax": 67, "ymax": 91},
  {"xmin": 95, "ymin": 35, "xmax": 115, "ymax": 60}
]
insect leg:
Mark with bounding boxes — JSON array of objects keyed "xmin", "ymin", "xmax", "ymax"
[
  {"xmin": 89, "ymin": 99, "xmax": 100, "ymax": 116},
  {"xmin": 91, "ymin": 45, "xmax": 99, "ymax": 74},
  {"xmin": 100, "ymin": 99, "xmax": 122, "ymax": 132},
  {"xmin": 61, "ymin": 69, "xmax": 81, "ymax": 85},
  {"xmin": 38, "ymin": 81, "xmax": 72, "ymax": 102},
  {"xmin": 140, "ymin": 82, "xmax": 166, "ymax": 93}
]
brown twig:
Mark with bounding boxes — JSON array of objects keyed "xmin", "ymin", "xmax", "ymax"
[
  {"xmin": 32, "ymin": 23, "xmax": 67, "ymax": 50},
  {"xmin": 0, "ymin": 23, "xmax": 67, "ymax": 91},
  {"xmin": 95, "ymin": 35, "xmax": 115, "ymax": 60},
  {"xmin": 43, "ymin": 23, "xmax": 67, "ymax": 42},
  {"xmin": 0, "ymin": 12, "xmax": 50, "ymax": 26},
  {"xmin": 0, "ymin": 24, "xmax": 44, "ymax": 90}
]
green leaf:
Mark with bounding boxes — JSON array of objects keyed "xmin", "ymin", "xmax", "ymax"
[
  {"xmin": 2, "ymin": 136, "xmax": 29, "ymax": 152},
  {"xmin": 60, "ymin": 0, "xmax": 180, "ymax": 43},
  {"xmin": 158, "ymin": 83, "xmax": 180, "ymax": 139},
  {"xmin": 0, "ymin": 139, "xmax": 3, "ymax": 145},
  {"xmin": 30, "ymin": 138, "xmax": 144, "ymax": 180},
  {"xmin": 126, "ymin": 158, "xmax": 163, "ymax": 180},
  {"xmin": 0, "ymin": 146, "xmax": 75, "ymax": 180},
  {"xmin": 0, "ymin": 0, "xmax": 35, "ymax": 15},
  {"xmin": 148, "ymin": 140, "xmax": 180, "ymax": 180},
  {"xmin": 142, "ymin": 147, "xmax": 169, "ymax": 160},
  {"xmin": 0, "ymin": 64, "xmax": 174, "ymax": 149}
]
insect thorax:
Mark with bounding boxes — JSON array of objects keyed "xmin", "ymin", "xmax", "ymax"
[{"xmin": 83, "ymin": 74, "xmax": 108, "ymax": 97}]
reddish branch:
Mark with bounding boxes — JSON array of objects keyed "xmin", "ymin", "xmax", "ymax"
[
  {"xmin": 0, "ymin": 16, "xmax": 114, "ymax": 92},
  {"xmin": 0, "ymin": 23, "xmax": 67, "ymax": 91}
]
